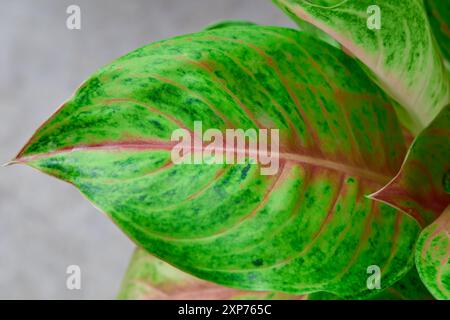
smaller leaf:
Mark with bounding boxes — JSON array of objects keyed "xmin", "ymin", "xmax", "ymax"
[
  {"xmin": 272, "ymin": 0, "xmax": 450, "ymax": 134},
  {"xmin": 370, "ymin": 106, "xmax": 450, "ymax": 226},
  {"xmin": 425, "ymin": 0, "xmax": 450, "ymax": 64},
  {"xmin": 117, "ymin": 247, "xmax": 306, "ymax": 300},
  {"xmin": 415, "ymin": 206, "xmax": 450, "ymax": 300}
]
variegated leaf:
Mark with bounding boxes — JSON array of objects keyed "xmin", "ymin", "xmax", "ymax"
[
  {"xmin": 14, "ymin": 25, "xmax": 420, "ymax": 297},
  {"xmin": 272, "ymin": 0, "xmax": 450, "ymax": 134},
  {"xmin": 416, "ymin": 206, "xmax": 450, "ymax": 300}
]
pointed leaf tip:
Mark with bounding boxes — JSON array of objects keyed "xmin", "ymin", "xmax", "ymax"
[{"xmin": 371, "ymin": 106, "xmax": 450, "ymax": 226}]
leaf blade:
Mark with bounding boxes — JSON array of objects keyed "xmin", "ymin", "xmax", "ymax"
[{"xmin": 16, "ymin": 25, "xmax": 420, "ymax": 296}]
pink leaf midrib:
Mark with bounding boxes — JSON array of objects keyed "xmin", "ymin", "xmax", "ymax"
[{"xmin": 13, "ymin": 139, "xmax": 393, "ymax": 186}]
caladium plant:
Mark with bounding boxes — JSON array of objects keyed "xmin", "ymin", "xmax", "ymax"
[{"xmin": 10, "ymin": 1, "xmax": 449, "ymax": 299}]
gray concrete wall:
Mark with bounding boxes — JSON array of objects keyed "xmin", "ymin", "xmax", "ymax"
[{"xmin": 0, "ymin": 0, "xmax": 294, "ymax": 299}]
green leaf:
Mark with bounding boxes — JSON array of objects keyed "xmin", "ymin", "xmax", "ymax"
[
  {"xmin": 415, "ymin": 206, "xmax": 450, "ymax": 300},
  {"xmin": 308, "ymin": 266, "xmax": 433, "ymax": 300},
  {"xmin": 425, "ymin": 0, "xmax": 450, "ymax": 64},
  {"xmin": 14, "ymin": 25, "xmax": 420, "ymax": 296},
  {"xmin": 370, "ymin": 106, "xmax": 450, "ymax": 226},
  {"xmin": 272, "ymin": 0, "xmax": 450, "ymax": 134},
  {"xmin": 118, "ymin": 247, "xmax": 306, "ymax": 300}
]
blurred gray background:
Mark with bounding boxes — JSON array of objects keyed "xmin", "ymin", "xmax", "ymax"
[{"xmin": 0, "ymin": 0, "xmax": 294, "ymax": 299}]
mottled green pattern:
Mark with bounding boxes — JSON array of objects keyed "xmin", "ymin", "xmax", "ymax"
[
  {"xmin": 120, "ymin": 247, "xmax": 433, "ymax": 300},
  {"xmin": 425, "ymin": 0, "xmax": 450, "ymax": 64},
  {"xmin": 416, "ymin": 206, "xmax": 450, "ymax": 300},
  {"xmin": 371, "ymin": 106, "xmax": 450, "ymax": 226},
  {"xmin": 118, "ymin": 247, "xmax": 305, "ymax": 300},
  {"xmin": 273, "ymin": 0, "xmax": 450, "ymax": 134},
  {"xmin": 308, "ymin": 267, "xmax": 433, "ymax": 300},
  {"xmin": 16, "ymin": 26, "xmax": 420, "ymax": 296}
]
